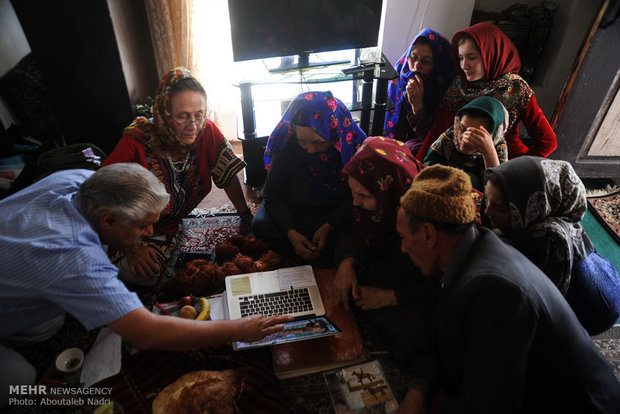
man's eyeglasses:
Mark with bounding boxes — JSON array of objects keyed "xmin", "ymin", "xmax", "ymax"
[{"xmin": 173, "ymin": 113, "xmax": 205, "ymax": 127}]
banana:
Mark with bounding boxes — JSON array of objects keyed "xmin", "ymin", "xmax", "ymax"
[{"xmin": 195, "ymin": 297, "xmax": 211, "ymax": 321}]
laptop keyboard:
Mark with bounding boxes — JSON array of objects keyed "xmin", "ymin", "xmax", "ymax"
[{"xmin": 239, "ymin": 288, "xmax": 313, "ymax": 317}]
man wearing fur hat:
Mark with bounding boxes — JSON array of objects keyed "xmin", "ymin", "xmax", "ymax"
[{"xmin": 395, "ymin": 164, "xmax": 620, "ymax": 413}]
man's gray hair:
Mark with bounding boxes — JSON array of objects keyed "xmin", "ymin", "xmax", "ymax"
[{"xmin": 78, "ymin": 163, "xmax": 169, "ymax": 224}]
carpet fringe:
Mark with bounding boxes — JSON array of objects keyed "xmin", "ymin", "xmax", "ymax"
[
  {"xmin": 191, "ymin": 202, "xmax": 257, "ymax": 218},
  {"xmin": 586, "ymin": 184, "xmax": 620, "ymax": 197}
]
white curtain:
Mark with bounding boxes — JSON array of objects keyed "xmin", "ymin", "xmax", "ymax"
[
  {"xmin": 144, "ymin": 0, "xmax": 194, "ymax": 78},
  {"xmin": 190, "ymin": 0, "xmax": 240, "ymax": 140}
]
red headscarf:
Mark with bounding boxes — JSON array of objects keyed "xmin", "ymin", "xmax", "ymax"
[
  {"xmin": 451, "ymin": 22, "xmax": 521, "ymax": 81},
  {"xmin": 343, "ymin": 137, "xmax": 424, "ymax": 246},
  {"xmin": 438, "ymin": 22, "xmax": 533, "ymax": 134}
]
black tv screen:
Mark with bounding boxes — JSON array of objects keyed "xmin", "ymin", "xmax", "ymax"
[{"xmin": 228, "ymin": 0, "xmax": 383, "ymax": 62}]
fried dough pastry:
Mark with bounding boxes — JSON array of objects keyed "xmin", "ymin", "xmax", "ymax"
[
  {"xmin": 165, "ymin": 259, "xmax": 222, "ymax": 297},
  {"xmin": 233, "ymin": 254, "xmax": 257, "ymax": 273},
  {"xmin": 219, "ymin": 261, "xmax": 242, "ymax": 276},
  {"xmin": 214, "ymin": 241, "xmax": 240, "ymax": 264}
]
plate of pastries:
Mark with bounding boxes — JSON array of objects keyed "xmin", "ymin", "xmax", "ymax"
[{"xmin": 164, "ymin": 235, "xmax": 283, "ymax": 298}]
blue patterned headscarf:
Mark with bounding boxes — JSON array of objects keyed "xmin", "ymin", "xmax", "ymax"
[
  {"xmin": 384, "ymin": 28, "xmax": 453, "ymax": 138},
  {"xmin": 264, "ymin": 91, "xmax": 366, "ymax": 197}
]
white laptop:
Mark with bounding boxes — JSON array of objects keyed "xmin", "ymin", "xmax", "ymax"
[{"xmin": 224, "ymin": 265, "xmax": 326, "ymax": 320}]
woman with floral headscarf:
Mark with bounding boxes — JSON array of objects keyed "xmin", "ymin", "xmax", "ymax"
[
  {"xmin": 252, "ymin": 91, "xmax": 366, "ymax": 260},
  {"xmin": 384, "ymin": 28, "xmax": 454, "ymax": 155},
  {"xmin": 415, "ymin": 22, "xmax": 556, "ymax": 162},
  {"xmin": 103, "ymin": 67, "xmax": 251, "ymax": 284},
  {"xmin": 336, "ymin": 137, "xmax": 424, "ymax": 304},
  {"xmin": 425, "ymin": 96, "xmax": 509, "ymax": 190},
  {"xmin": 334, "ymin": 137, "xmax": 433, "ymax": 366},
  {"xmin": 484, "ymin": 156, "xmax": 620, "ymax": 335}
]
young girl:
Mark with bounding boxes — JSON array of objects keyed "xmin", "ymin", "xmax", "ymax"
[
  {"xmin": 424, "ymin": 96, "xmax": 508, "ymax": 191},
  {"xmin": 415, "ymin": 22, "xmax": 556, "ymax": 161},
  {"xmin": 384, "ymin": 28, "xmax": 453, "ymax": 155},
  {"xmin": 484, "ymin": 156, "xmax": 620, "ymax": 335}
]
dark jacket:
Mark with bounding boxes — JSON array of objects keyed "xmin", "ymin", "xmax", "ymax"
[
  {"xmin": 411, "ymin": 226, "xmax": 620, "ymax": 413},
  {"xmin": 263, "ymin": 137, "xmax": 352, "ymax": 238}
]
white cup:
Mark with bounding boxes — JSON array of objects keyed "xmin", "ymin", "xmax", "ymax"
[{"xmin": 55, "ymin": 347, "xmax": 84, "ymax": 373}]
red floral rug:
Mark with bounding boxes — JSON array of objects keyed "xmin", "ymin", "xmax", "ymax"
[
  {"xmin": 177, "ymin": 213, "xmax": 248, "ymax": 253},
  {"xmin": 176, "ymin": 203, "xmax": 258, "ymax": 253}
]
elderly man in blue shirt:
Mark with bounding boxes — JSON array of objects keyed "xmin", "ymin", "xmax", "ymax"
[{"xmin": 0, "ymin": 163, "xmax": 289, "ymax": 407}]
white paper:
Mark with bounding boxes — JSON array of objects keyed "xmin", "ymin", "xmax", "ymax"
[
  {"xmin": 276, "ymin": 266, "xmax": 315, "ymax": 290},
  {"xmin": 206, "ymin": 294, "xmax": 225, "ymax": 321},
  {"xmin": 80, "ymin": 327, "xmax": 122, "ymax": 387}
]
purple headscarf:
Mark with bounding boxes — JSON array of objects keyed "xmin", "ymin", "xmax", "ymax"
[
  {"xmin": 384, "ymin": 28, "xmax": 453, "ymax": 138},
  {"xmin": 264, "ymin": 91, "xmax": 366, "ymax": 198}
]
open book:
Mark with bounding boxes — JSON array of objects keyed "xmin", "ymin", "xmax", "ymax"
[{"xmin": 324, "ymin": 360, "xmax": 398, "ymax": 413}]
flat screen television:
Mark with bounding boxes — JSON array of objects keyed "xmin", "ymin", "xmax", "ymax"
[{"xmin": 228, "ymin": 0, "xmax": 383, "ymax": 71}]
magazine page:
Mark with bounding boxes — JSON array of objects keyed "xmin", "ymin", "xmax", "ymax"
[{"xmin": 234, "ymin": 316, "xmax": 341, "ymax": 350}]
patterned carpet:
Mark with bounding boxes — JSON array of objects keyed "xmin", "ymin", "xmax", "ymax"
[
  {"xmin": 176, "ymin": 203, "xmax": 258, "ymax": 253},
  {"xmin": 587, "ymin": 186, "xmax": 620, "ymax": 245},
  {"xmin": 594, "ymin": 326, "xmax": 620, "ymax": 382},
  {"xmin": 177, "ymin": 213, "xmax": 246, "ymax": 252}
]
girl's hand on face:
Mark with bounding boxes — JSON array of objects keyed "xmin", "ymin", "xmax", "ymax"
[
  {"xmin": 460, "ymin": 125, "xmax": 500, "ymax": 168},
  {"xmin": 406, "ymin": 75, "xmax": 425, "ymax": 114},
  {"xmin": 460, "ymin": 125, "xmax": 493, "ymax": 154}
]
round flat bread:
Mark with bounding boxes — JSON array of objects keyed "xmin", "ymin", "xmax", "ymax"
[{"xmin": 152, "ymin": 370, "xmax": 242, "ymax": 414}]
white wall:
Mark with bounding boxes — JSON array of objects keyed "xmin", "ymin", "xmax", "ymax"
[
  {"xmin": 0, "ymin": 0, "xmax": 30, "ymax": 127},
  {"xmin": 381, "ymin": 0, "xmax": 476, "ymax": 66}
]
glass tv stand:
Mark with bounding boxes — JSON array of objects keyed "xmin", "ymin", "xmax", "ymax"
[{"xmin": 235, "ymin": 52, "xmax": 397, "ymax": 186}]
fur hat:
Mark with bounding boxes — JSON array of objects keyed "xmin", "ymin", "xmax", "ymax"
[{"xmin": 400, "ymin": 164, "xmax": 476, "ymax": 224}]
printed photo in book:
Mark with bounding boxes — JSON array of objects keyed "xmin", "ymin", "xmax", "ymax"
[{"xmin": 324, "ymin": 360, "xmax": 398, "ymax": 413}]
